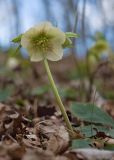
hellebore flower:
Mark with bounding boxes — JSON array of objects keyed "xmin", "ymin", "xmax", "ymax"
[
  {"xmin": 21, "ymin": 22, "xmax": 66, "ymax": 61},
  {"xmin": 12, "ymin": 21, "xmax": 79, "ymax": 136}
]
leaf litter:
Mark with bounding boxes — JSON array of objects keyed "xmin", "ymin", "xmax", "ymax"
[{"xmin": 1, "ymin": 55, "xmax": 114, "ymax": 159}]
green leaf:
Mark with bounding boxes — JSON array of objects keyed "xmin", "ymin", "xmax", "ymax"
[
  {"xmin": 92, "ymin": 32, "xmax": 106, "ymax": 41},
  {"xmin": 76, "ymin": 125, "xmax": 114, "ymax": 138},
  {"xmin": 72, "ymin": 139, "xmax": 92, "ymax": 149},
  {"xmin": 104, "ymin": 144, "xmax": 114, "ymax": 151},
  {"xmin": 62, "ymin": 37, "xmax": 73, "ymax": 48},
  {"xmin": 71, "ymin": 103, "xmax": 114, "ymax": 128},
  {"xmin": 88, "ymin": 40, "xmax": 109, "ymax": 57},
  {"xmin": 12, "ymin": 34, "xmax": 23, "ymax": 43},
  {"xmin": 76, "ymin": 125, "xmax": 96, "ymax": 138},
  {"xmin": 0, "ymin": 89, "xmax": 12, "ymax": 102},
  {"xmin": 0, "ymin": 67, "xmax": 7, "ymax": 75},
  {"xmin": 31, "ymin": 85, "xmax": 50, "ymax": 96},
  {"xmin": 65, "ymin": 32, "xmax": 79, "ymax": 38},
  {"xmin": 15, "ymin": 99, "xmax": 25, "ymax": 107},
  {"xmin": 59, "ymin": 87, "xmax": 77, "ymax": 99},
  {"xmin": 10, "ymin": 44, "xmax": 22, "ymax": 56},
  {"xmin": 108, "ymin": 128, "xmax": 114, "ymax": 138}
]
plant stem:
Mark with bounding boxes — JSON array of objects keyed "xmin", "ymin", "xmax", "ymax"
[{"xmin": 43, "ymin": 58, "xmax": 74, "ymax": 135}]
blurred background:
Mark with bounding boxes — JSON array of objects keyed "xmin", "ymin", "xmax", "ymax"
[
  {"xmin": 1, "ymin": 0, "xmax": 114, "ymax": 154},
  {"xmin": 0, "ymin": 0, "xmax": 114, "ymax": 56},
  {"xmin": 0, "ymin": 0, "xmax": 114, "ymax": 108}
]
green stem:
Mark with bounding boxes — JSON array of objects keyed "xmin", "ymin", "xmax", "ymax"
[{"xmin": 43, "ymin": 58, "xmax": 74, "ymax": 135}]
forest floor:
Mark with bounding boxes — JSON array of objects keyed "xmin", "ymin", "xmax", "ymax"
[{"xmin": 1, "ymin": 52, "xmax": 114, "ymax": 160}]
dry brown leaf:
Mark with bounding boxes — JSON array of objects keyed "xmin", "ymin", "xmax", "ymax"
[
  {"xmin": 35, "ymin": 119, "xmax": 69, "ymax": 154},
  {"xmin": 22, "ymin": 149, "xmax": 55, "ymax": 160},
  {"xmin": 0, "ymin": 143, "xmax": 25, "ymax": 160},
  {"xmin": 66, "ymin": 149, "xmax": 114, "ymax": 160},
  {"xmin": 55, "ymin": 156, "xmax": 70, "ymax": 160},
  {"xmin": 103, "ymin": 101, "xmax": 114, "ymax": 118}
]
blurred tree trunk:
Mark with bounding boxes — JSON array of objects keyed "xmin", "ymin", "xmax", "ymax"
[
  {"xmin": 81, "ymin": 0, "xmax": 86, "ymax": 43},
  {"xmin": 11, "ymin": 0, "xmax": 20, "ymax": 35},
  {"xmin": 42, "ymin": 0, "xmax": 52, "ymax": 20}
]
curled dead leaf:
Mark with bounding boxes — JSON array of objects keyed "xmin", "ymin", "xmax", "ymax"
[{"xmin": 35, "ymin": 119, "xmax": 69, "ymax": 154}]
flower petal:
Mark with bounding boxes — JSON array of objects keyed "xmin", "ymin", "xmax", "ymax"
[
  {"xmin": 34, "ymin": 21, "xmax": 53, "ymax": 33},
  {"xmin": 21, "ymin": 22, "xmax": 66, "ymax": 62},
  {"xmin": 46, "ymin": 45, "xmax": 63, "ymax": 61},
  {"xmin": 21, "ymin": 28, "xmax": 38, "ymax": 48},
  {"xmin": 21, "ymin": 36, "xmax": 30, "ymax": 48},
  {"xmin": 21, "ymin": 22, "xmax": 53, "ymax": 48},
  {"xmin": 27, "ymin": 48, "xmax": 43, "ymax": 62},
  {"xmin": 30, "ymin": 54, "xmax": 43, "ymax": 62},
  {"xmin": 48, "ymin": 27, "xmax": 66, "ymax": 44}
]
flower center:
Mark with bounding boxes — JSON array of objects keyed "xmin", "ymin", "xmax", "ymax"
[{"xmin": 33, "ymin": 34, "xmax": 51, "ymax": 52}]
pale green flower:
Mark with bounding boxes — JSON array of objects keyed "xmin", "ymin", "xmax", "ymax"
[
  {"xmin": 21, "ymin": 22, "xmax": 66, "ymax": 61},
  {"xmin": 7, "ymin": 57, "xmax": 19, "ymax": 69}
]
